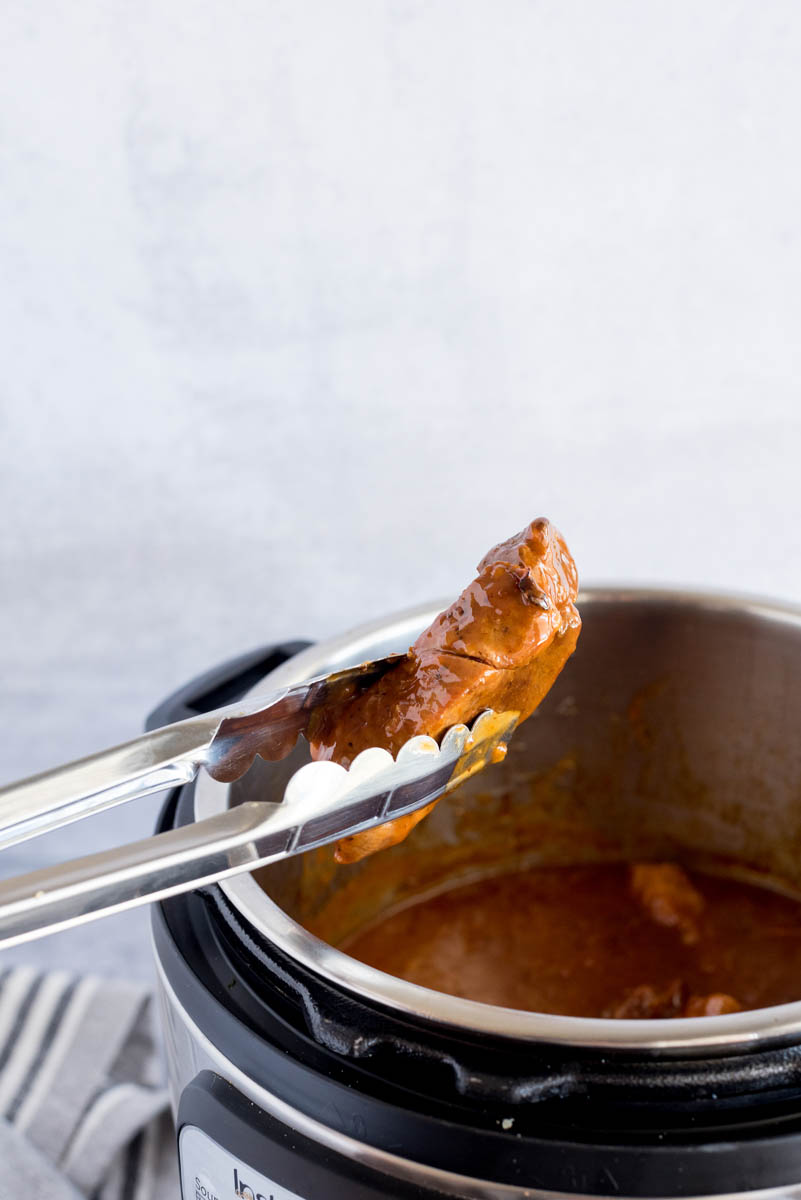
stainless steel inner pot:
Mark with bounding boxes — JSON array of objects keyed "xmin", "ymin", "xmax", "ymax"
[{"xmin": 193, "ymin": 587, "xmax": 801, "ymax": 1053}]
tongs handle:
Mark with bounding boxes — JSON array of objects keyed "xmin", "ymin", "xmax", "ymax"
[
  {"xmin": 0, "ymin": 801, "xmax": 286, "ymax": 949},
  {"xmin": 0, "ymin": 715, "xmax": 221, "ymax": 852}
]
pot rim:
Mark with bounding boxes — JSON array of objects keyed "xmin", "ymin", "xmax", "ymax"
[{"xmin": 193, "ymin": 585, "xmax": 801, "ymax": 1052}]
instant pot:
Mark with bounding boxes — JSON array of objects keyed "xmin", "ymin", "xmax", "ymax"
[{"xmin": 149, "ymin": 589, "xmax": 801, "ymax": 1200}]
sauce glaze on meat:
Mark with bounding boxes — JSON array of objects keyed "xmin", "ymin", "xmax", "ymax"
[{"xmin": 308, "ymin": 518, "xmax": 581, "ymax": 862}]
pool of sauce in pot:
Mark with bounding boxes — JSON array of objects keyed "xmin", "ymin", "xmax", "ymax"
[{"xmin": 340, "ymin": 864, "xmax": 801, "ymax": 1017}]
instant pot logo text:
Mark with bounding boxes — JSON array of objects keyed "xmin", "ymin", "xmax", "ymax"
[{"xmin": 233, "ymin": 1167, "xmax": 277, "ymax": 1200}]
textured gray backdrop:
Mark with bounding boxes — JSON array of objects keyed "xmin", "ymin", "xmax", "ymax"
[{"xmin": 2, "ymin": 1, "xmax": 801, "ymax": 980}]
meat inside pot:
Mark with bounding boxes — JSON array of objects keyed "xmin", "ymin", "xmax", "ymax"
[
  {"xmin": 629, "ymin": 862, "xmax": 705, "ymax": 947},
  {"xmin": 340, "ymin": 862, "xmax": 801, "ymax": 1018},
  {"xmin": 308, "ymin": 518, "xmax": 581, "ymax": 862}
]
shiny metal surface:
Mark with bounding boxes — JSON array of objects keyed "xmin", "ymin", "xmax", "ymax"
[
  {"xmin": 0, "ymin": 653, "xmax": 407, "ymax": 852},
  {"xmin": 0, "ymin": 699, "xmax": 513, "ymax": 948},
  {"xmin": 195, "ymin": 587, "xmax": 801, "ymax": 1053}
]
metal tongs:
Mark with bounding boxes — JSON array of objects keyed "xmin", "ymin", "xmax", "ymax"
[{"xmin": 0, "ymin": 654, "xmax": 517, "ymax": 949}]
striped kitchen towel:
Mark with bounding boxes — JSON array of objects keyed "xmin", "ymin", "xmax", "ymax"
[{"xmin": 0, "ymin": 966, "xmax": 178, "ymax": 1200}]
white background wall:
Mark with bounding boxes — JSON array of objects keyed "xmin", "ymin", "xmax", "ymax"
[{"xmin": 2, "ymin": 1, "xmax": 801, "ymax": 977}]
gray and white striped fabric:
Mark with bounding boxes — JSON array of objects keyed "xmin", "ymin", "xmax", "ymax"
[{"xmin": 0, "ymin": 966, "xmax": 178, "ymax": 1200}]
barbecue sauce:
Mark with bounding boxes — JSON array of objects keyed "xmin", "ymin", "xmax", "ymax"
[{"xmin": 341, "ymin": 863, "xmax": 801, "ymax": 1018}]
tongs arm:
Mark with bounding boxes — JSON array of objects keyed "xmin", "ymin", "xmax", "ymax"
[
  {"xmin": 0, "ymin": 713, "xmax": 224, "ymax": 853},
  {"xmin": 0, "ymin": 801, "xmax": 285, "ymax": 950},
  {"xmin": 0, "ymin": 657, "xmax": 403, "ymax": 854}
]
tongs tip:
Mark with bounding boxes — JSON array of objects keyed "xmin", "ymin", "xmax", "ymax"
[{"xmin": 282, "ymin": 708, "xmax": 516, "ymax": 823}]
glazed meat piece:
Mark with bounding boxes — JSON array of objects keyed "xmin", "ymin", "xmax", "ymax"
[
  {"xmin": 684, "ymin": 993, "xmax": 741, "ymax": 1017},
  {"xmin": 630, "ymin": 863, "xmax": 704, "ymax": 946},
  {"xmin": 605, "ymin": 979, "xmax": 687, "ymax": 1019},
  {"xmin": 308, "ymin": 518, "xmax": 581, "ymax": 863},
  {"xmin": 606, "ymin": 981, "xmax": 741, "ymax": 1019}
]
